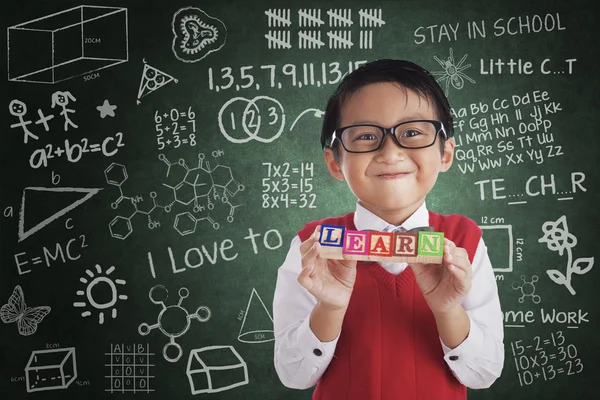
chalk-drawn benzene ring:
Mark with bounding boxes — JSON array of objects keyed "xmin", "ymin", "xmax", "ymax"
[{"xmin": 138, "ymin": 285, "xmax": 211, "ymax": 362}]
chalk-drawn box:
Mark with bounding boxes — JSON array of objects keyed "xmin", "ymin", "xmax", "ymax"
[
  {"xmin": 481, "ymin": 224, "xmax": 513, "ymax": 273},
  {"xmin": 25, "ymin": 347, "xmax": 77, "ymax": 392},
  {"xmin": 8, "ymin": 5, "xmax": 128, "ymax": 84},
  {"xmin": 186, "ymin": 346, "xmax": 248, "ymax": 394}
]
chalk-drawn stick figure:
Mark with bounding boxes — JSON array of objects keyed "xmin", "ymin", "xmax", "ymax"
[
  {"xmin": 9, "ymin": 99, "xmax": 39, "ymax": 144},
  {"xmin": 51, "ymin": 91, "xmax": 78, "ymax": 131}
]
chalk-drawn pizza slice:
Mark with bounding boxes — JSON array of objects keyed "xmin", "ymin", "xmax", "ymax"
[{"xmin": 136, "ymin": 59, "xmax": 178, "ymax": 104}]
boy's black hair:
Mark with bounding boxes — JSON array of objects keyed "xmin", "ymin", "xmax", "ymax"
[{"xmin": 320, "ymin": 59, "xmax": 454, "ymax": 161}]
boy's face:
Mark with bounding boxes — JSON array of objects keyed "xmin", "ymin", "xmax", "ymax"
[{"xmin": 324, "ymin": 82, "xmax": 455, "ymax": 224}]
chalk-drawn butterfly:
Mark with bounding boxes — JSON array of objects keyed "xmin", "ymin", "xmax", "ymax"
[{"xmin": 1, "ymin": 285, "xmax": 51, "ymax": 336}]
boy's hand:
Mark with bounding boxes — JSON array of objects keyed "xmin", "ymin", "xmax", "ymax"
[
  {"xmin": 297, "ymin": 225, "xmax": 358, "ymax": 311},
  {"xmin": 409, "ymin": 238, "xmax": 471, "ymax": 315}
]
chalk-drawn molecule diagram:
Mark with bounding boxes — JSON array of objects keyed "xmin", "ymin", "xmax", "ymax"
[
  {"xmin": 159, "ymin": 152, "xmax": 245, "ymax": 235},
  {"xmin": 105, "ymin": 163, "xmax": 166, "ymax": 240},
  {"xmin": 431, "ymin": 48, "xmax": 475, "ymax": 95},
  {"xmin": 511, "ymin": 275, "xmax": 541, "ymax": 304},
  {"xmin": 138, "ymin": 285, "xmax": 211, "ymax": 363},
  {"xmin": 105, "ymin": 151, "xmax": 244, "ymax": 239}
]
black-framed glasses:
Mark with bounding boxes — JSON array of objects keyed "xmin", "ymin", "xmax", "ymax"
[{"xmin": 326, "ymin": 120, "xmax": 447, "ymax": 153}]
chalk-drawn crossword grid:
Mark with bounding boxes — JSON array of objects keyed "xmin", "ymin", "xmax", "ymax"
[
  {"xmin": 8, "ymin": 5, "xmax": 128, "ymax": 84},
  {"xmin": 105, "ymin": 343, "xmax": 154, "ymax": 393},
  {"xmin": 106, "ymin": 151, "xmax": 244, "ymax": 239},
  {"xmin": 265, "ymin": 8, "xmax": 385, "ymax": 49}
]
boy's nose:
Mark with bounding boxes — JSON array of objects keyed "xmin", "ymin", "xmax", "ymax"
[{"xmin": 376, "ymin": 134, "xmax": 406, "ymax": 161}]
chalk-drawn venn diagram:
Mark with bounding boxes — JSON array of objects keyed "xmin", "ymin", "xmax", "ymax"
[{"xmin": 218, "ymin": 96, "xmax": 285, "ymax": 143}]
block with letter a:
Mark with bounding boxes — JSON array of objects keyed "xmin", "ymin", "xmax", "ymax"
[{"xmin": 318, "ymin": 225, "xmax": 443, "ymax": 263}]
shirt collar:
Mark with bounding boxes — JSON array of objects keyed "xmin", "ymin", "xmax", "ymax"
[{"xmin": 353, "ymin": 201, "xmax": 429, "ymax": 232}]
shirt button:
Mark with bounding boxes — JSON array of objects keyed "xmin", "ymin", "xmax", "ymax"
[
  {"xmin": 313, "ymin": 349, "xmax": 322, "ymax": 356},
  {"xmin": 449, "ymin": 355, "xmax": 459, "ymax": 361}
]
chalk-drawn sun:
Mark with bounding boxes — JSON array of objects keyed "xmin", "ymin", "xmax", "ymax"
[{"xmin": 73, "ymin": 264, "xmax": 127, "ymax": 324}]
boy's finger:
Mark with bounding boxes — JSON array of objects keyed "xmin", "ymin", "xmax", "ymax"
[
  {"xmin": 301, "ymin": 241, "xmax": 321, "ymax": 268},
  {"xmin": 297, "ymin": 263, "xmax": 315, "ymax": 289},
  {"xmin": 299, "ymin": 225, "xmax": 321, "ymax": 254}
]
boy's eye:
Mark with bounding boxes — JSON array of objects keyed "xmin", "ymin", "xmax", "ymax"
[
  {"xmin": 401, "ymin": 129, "xmax": 423, "ymax": 138},
  {"xmin": 355, "ymin": 133, "xmax": 378, "ymax": 141}
]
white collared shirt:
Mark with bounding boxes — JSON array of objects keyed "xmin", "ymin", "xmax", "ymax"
[{"xmin": 273, "ymin": 201, "xmax": 505, "ymax": 390}]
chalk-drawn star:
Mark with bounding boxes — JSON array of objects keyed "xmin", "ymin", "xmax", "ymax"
[{"xmin": 97, "ymin": 100, "xmax": 117, "ymax": 118}]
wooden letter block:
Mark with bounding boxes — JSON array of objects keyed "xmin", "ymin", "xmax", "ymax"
[
  {"xmin": 369, "ymin": 232, "xmax": 394, "ymax": 257},
  {"xmin": 318, "ymin": 224, "xmax": 345, "ymax": 259},
  {"xmin": 393, "ymin": 232, "xmax": 418, "ymax": 257},
  {"xmin": 343, "ymin": 231, "xmax": 370, "ymax": 258},
  {"xmin": 418, "ymin": 231, "xmax": 444, "ymax": 259}
]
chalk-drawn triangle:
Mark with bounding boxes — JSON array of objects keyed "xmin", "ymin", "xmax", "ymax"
[
  {"xmin": 136, "ymin": 59, "xmax": 177, "ymax": 104},
  {"xmin": 238, "ymin": 288, "xmax": 274, "ymax": 343},
  {"xmin": 18, "ymin": 187, "xmax": 102, "ymax": 242}
]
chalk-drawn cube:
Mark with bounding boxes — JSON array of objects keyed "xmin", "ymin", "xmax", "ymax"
[
  {"xmin": 186, "ymin": 346, "xmax": 248, "ymax": 394},
  {"xmin": 8, "ymin": 5, "xmax": 128, "ymax": 84},
  {"xmin": 25, "ymin": 347, "xmax": 77, "ymax": 392}
]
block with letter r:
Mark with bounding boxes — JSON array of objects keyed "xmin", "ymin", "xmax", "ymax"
[
  {"xmin": 417, "ymin": 231, "xmax": 444, "ymax": 257},
  {"xmin": 319, "ymin": 225, "xmax": 345, "ymax": 247}
]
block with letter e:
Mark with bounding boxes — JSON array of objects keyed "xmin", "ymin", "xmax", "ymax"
[
  {"xmin": 318, "ymin": 224, "xmax": 345, "ymax": 259},
  {"xmin": 342, "ymin": 230, "xmax": 370, "ymax": 260}
]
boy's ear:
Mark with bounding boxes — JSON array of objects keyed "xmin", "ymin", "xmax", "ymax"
[
  {"xmin": 440, "ymin": 137, "xmax": 455, "ymax": 172},
  {"xmin": 324, "ymin": 148, "xmax": 345, "ymax": 181}
]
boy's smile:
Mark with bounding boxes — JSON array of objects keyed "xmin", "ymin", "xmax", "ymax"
[{"xmin": 325, "ymin": 82, "xmax": 455, "ymax": 225}]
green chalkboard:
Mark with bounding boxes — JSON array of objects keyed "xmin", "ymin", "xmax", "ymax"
[{"xmin": 1, "ymin": 0, "xmax": 598, "ymax": 399}]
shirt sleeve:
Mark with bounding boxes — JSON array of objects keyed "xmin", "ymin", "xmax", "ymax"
[
  {"xmin": 440, "ymin": 237, "xmax": 505, "ymax": 389},
  {"xmin": 273, "ymin": 235, "xmax": 340, "ymax": 390}
]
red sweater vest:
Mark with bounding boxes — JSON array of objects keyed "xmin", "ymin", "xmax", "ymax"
[{"xmin": 297, "ymin": 211, "xmax": 481, "ymax": 400}]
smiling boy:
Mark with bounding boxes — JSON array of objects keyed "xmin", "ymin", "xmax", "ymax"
[{"xmin": 273, "ymin": 59, "xmax": 504, "ymax": 399}]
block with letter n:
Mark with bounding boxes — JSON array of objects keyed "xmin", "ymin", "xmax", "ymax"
[{"xmin": 417, "ymin": 231, "xmax": 444, "ymax": 263}]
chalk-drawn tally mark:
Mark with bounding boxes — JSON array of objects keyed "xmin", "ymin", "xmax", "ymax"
[
  {"xmin": 73, "ymin": 264, "xmax": 127, "ymax": 324},
  {"xmin": 1, "ymin": 285, "xmax": 51, "ymax": 336},
  {"xmin": 172, "ymin": 7, "xmax": 227, "ymax": 63},
  {"xmin": 538, "ymin": 215, "xmax": 594, "ymax": 295},
  {"xmin": 136, "ymin": 59, "xmax": 177, "ymax": 104},
  {"xmin": 432, "ymin": 48, "xmax": 475, "ymax": 94},
  {"xmin": 7, "ymin": 5, "xmax": 128, "ymax": 84},
  {"xmin": 25, "ymin": 347, "xmax": 77, "ymax": 392},
  {"xmin": 265, "ymin": 8, "xmax": 384, "ymax": 50},
  {"xmin": 138, "ymin": 285, "xmax": 211, "ymax": 363},
  {"xmin": 18, "ymin": 187, "xmax": 102, "ymax": 242}
]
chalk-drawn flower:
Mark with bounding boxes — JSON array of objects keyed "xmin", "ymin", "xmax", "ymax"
[
  {"xmin": 538, "ymin": 215, "xmax": 576, "ymax": 256},
  {"xmin": 539, "ymin": 215, "xmax": 594, "ymax": 295}
]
